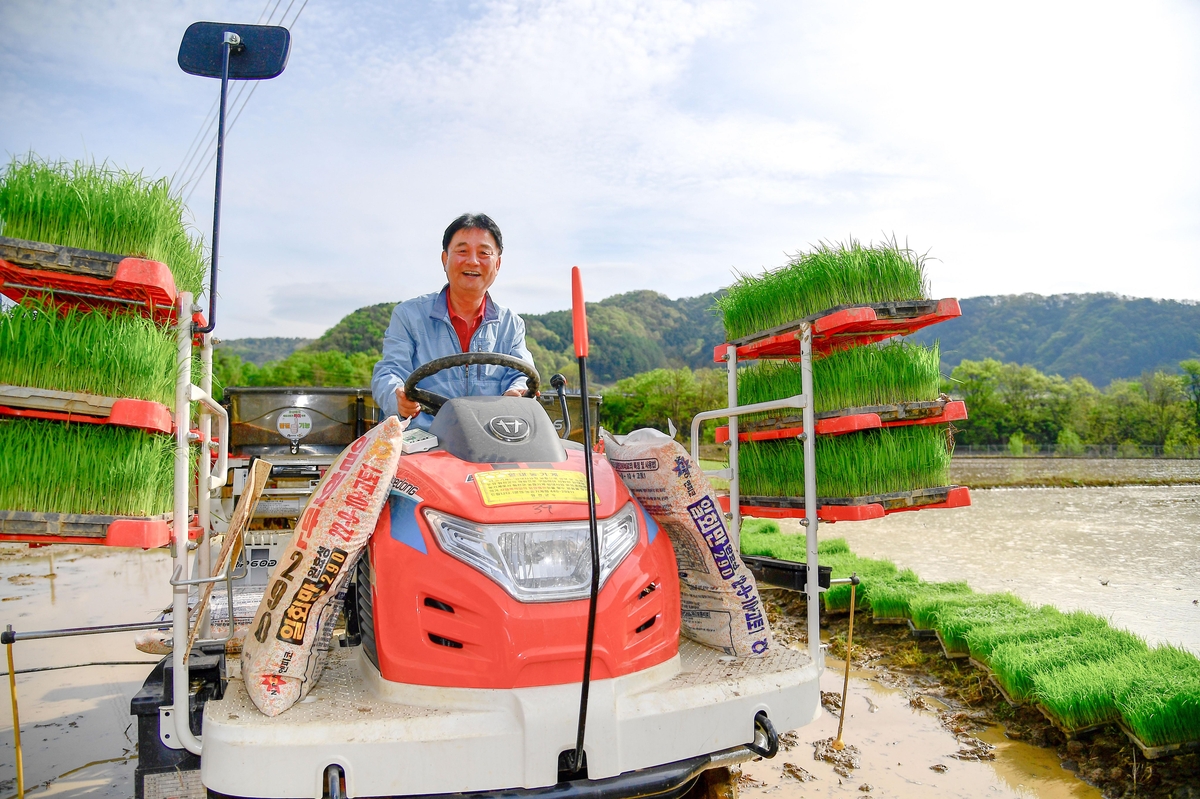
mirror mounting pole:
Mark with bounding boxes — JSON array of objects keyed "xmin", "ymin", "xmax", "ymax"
[{"xmin": 194, "ymin": 31, "xmax": 240, "ymax": 335}]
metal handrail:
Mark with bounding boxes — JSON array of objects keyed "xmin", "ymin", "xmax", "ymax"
[{"xmin": 189, "ymin": 383, "xmax": 229, "ymax": 491}]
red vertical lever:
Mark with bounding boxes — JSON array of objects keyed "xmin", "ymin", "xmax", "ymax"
[
  {"xmin": 572, "ymin": 266, "xmax": 589, "ymax": 359},
  {"xmin": 568, "ymin": 264, "xmax": 599, "ymax": 776}
]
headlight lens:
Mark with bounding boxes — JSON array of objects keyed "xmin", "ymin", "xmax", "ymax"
[{"xmin": 424, "ymin": 503, "xmax": 640, "ymax": 602}]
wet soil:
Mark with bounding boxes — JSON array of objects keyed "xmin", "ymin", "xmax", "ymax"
[{"xmin": 756, "ymin": 589, "xmax": 1200, "ymax": 799}]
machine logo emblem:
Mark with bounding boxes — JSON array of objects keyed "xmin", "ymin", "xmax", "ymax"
[{"xmin": 487, "ymin": 416, "xmax": 530, "ymax": 442}]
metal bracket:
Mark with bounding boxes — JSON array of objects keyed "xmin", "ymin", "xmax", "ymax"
[{"xmin": 159, "ymin": 705, "xmax": 185, "ymax": 750}]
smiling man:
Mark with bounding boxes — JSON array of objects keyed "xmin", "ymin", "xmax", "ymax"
[{"xmin": 371, "ymin": 213, "xmax": 535, "ymax": 430}]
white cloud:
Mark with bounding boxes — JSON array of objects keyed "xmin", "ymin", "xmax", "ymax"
[{"xmin": 2, "ymin": 0, "xmax": 1198, "ymax": 338}]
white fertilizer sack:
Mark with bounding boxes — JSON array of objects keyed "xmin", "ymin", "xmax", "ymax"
[
  {"xmin": 241, "ymin": 416, "xmax": 404, "ymax": 716},
  {"xmin": 602, "ymin": 427, "xmax": 772, "ymax": 657}
]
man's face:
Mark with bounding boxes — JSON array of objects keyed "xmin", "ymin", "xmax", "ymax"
[{"xmin": 442, "ymin": 227, "xmax": 501, "ymax": 299}]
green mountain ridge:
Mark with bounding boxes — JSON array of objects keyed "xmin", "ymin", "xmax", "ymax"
[{"xmin": 217, "ymin": 291, "xmax": 1200, "ymax": 387}]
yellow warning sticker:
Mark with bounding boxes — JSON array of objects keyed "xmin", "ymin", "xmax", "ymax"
[{"xmin": 473, "ymin": 469, "xmax": 596, "ymax": 507}]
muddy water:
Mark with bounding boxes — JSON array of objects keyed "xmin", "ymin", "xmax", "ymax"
[
  {"xmin": 740, "ymin": 662, "xmax": 1100, "ymax": 799},
  {"xmin": 0, "ymin": 546, "xmax": 171, "ymax": 797},
  {"xmin": 810, "ymin": 485, "xmax": 1200, "ymax": 654}
]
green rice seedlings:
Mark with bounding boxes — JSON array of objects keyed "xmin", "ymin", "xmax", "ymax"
[
  {"xmin": 990, "ymin": 627, "xmax": 1147, "ymax": 703},
  {"xmin": 739, "ymin": 529, "xmax": 850, "ymax": 561},
  {"xmin": 868, "ymin": 576, "xmax": 968, "ymax": 622},
  {"xmin": 738, "ymin": 341, "xmax": 942, "ymax": 417},
  {"xmin": 0, "ymin": 417, "xmax": 176, "ymax": 517},
  {"xmin": 822, "ymin": 554, "xmax": 899, "ymax": 613},
  {"xmin": 1033, "ymin": 651, "xmax": 1145, "ymax": 733},
  {"xmin": 966, "ymin": 610, "xmax": 1109, "ymax": 666},
  {"xmin": 739, "ymin": 424, "xmax": 953, "ymax": 499},
  {"xmin": 932, "ymin": 595, "xmax": 1037, "ymax": 656},
  {"xmin": 910, "ymin": 591, "xmax": 1023, "ymax": 632},
  {"xmin": 738, "ymin": 517, "xmax": 781, "ymax": 537},
  {"xmin": 0, "ymin": 156, "xmax": 207, "ymax": 296},
  {"xmin": 1115, "ymin": 645, "xmax": 1200, "ymax": 747},
  {"xmin": 0, "ymin": 297, "xmax": 177, "ymax": 405},
  {"xmin": 717, "ymin": 237, "xmax": 929, "ymax": 340}
]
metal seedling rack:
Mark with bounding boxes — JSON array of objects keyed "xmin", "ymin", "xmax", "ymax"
[{"xmin": 689, "ymin": 298, "xmax": 970, "ymax": 660}]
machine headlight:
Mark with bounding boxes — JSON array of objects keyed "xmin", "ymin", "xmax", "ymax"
[{"xmin": 423, "ymin": 503, "xmax": 640, "ymax": 603}]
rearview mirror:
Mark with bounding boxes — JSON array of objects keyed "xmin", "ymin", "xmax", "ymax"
[{"xmin": 178, "ymin": 22, "xmax": 291, "ymax": 80}]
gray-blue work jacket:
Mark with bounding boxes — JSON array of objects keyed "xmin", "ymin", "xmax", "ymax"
[{"xmin": 371, "ymin": 286, "xmax": 533, "ymax": 430}]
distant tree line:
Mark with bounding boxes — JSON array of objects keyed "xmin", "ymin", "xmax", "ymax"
[
  {"xmin": 948, "ymin": 358, "xmax": 1200, "ymax": 456},
  {"xmin": 213, "ymin": 342, "xmax": 1200, "ymax": 459}
]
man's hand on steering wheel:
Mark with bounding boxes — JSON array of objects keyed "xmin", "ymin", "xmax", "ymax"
[
  {"xmin": 394, "ymin": 387, "xmax": 422, "ymax": 419},
  {"xmin": 402, "ymin": 353, "xmax": 541, "ymax": 416}
]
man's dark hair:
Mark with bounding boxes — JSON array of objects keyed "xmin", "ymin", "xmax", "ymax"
[{"xmin": 442, "ymin": 213, "xmax": 503, "ymax": 254}]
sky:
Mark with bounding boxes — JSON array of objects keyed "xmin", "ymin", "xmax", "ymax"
[{"xmin": 2, "ymin": 0, "xmax": 1198, "ymax": 339}]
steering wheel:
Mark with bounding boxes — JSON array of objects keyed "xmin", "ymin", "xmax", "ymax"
[{"xmin": 403, "ymin": 353, "xmax": 541, "ymax": 415}]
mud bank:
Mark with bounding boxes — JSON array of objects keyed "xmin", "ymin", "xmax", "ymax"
[{"xmin": 753, "ymin": 590, "xmax": 1199, "ymax": 799}]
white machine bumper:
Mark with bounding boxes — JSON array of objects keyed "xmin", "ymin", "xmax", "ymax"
[{"xmin": 202, "ymin": 641, "xmax": 820, "ymax": 799}]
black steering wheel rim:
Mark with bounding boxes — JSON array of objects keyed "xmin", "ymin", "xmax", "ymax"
[{"xmin": 403, "ymin": 353, "xmax": 540, "ymax": 415}]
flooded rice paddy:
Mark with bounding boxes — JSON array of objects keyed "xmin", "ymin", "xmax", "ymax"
[
  {"xmin": 0, "ymin": 478, "xmax": 1196, "ymax": 797},
  {"xmin": 817, "ymin": 484, "xmax": 1200, "ymax": 655}
]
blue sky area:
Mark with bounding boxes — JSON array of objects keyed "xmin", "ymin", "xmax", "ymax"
[{"xmin": 2, "ymin": 0, "xmax": 1198, "ymax": 338}]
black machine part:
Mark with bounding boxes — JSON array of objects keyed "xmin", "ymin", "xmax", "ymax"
[
  {"xmin": 130, "ymin": 646, "xmax": 226, "ymax": 799},
  {"xmin": 429, "ymin": 395, "xmax": 566, "ymax": 464},
  {"xmin": 741, "ymin": 554, "xmax": 832, "ymax": 593},
  {"xmin": 404, "ymin": 353, "xmax": 540, "ymax": 415},
  {"xmin": 550, "ymin": 373, "xmax": 572, "ymax": 439}
]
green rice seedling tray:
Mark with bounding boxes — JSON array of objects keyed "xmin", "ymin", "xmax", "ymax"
[
  {"xmin": 0, "ymin": 384, "xmax": 172, "ymax": 434},
  {"xmin": 713, "ymin": 299, "xmax": 961, "ymax": 362},
  {"xmin": 0, "ymin": 235, "xmax": 179, "ymax": 323},
  {"xmin": 937, "ymin": 630, "xmax": 971, "ymax": 659},
  {"xmin": 725, "ymin": 485, "xmax": 971, "ymax": 522},
  {"xmin": 988, "ymin": 672, "xmax": 1027, "ymax": 708},
  {"xmin": 907, "ymin": 619, "xmax": 937, "ymax": 639},
  {"xmin": 1037, "ymin": 705, "xmax": 1109, "ymax": 739},
  {"xmin": 1117, "ymin": 722, "xmax": 1200, "ymax": 760},
  {"xmin": 0, "ymin": 509, "xmax": 171, "ymax": 548},
  {"xmin": 716, "ymin": 399, "xmax": 968, "ymax": 442}
]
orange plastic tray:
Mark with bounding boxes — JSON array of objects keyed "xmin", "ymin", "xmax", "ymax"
[
  {"xmin": 0, "ymin": 236, "xmax": 178, "ymax": 323},
  {"xmin": 0, "ymin": 510, "xmax": 172, "ymax": 549},
  {"xmin": 714, "ymin": 299, "xmax": 961, "ymax": 362},
  {"xmin": 720, "ymin": 485, "xmax": 971, "ymax": 522},
  {"xmin": 0, "ymin": 386, "xmax": 172, "ymax": 435},
  {"xmin": 716, "ymin": 400, "xmax": 966, "ymax": 443}
]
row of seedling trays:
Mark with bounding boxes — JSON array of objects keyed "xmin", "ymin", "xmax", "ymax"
[
  {"xmin": 711, "ymin": 240, "xmax": 969, "ymax": 522},
  {"xmin": 740, "ymin": 525, "xmax": 1200, "ymax": 759},
  {"xmin": 0, "ymin": 158, "xmax": 210, "ymax": 548}
]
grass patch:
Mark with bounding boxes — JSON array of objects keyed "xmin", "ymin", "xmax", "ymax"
[
  {"xmin": 717, "ymin": 237, "xmax": 929, "ymax": 340},
  {"xmin": 0, "ymin": 156, "xmax": 207, "ymax": 296},
  {"xmin": 739, "ymin": 424, "xmax": 953, "ymax": 498},
  {"xmin": 0, "ymin": 297, "xmax": 177, "ymax": 405},
  {"xmin": 738, "ymin": 340, "xmax": 942, "ymax": 416},
  {"xmin": 990, "ymin": 627, "xmax": 1147, "ymax": 703},
  {"xmin": 0, "ymin": 417, "xmax": 176, "ymax": 516}
]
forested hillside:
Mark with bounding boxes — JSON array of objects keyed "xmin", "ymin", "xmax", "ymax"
[
  {"xmin": 217, "ymin": 291, "xmax": 1200, "ymax": 391},
  {"xmin": 907, "ymin": 294, "xmax": 1200, "ymax": 386}
]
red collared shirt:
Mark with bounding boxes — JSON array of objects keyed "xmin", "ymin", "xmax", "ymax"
[{"xmin": 449, "ymin": 299, "xmax": 486, "ymax": 353}]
